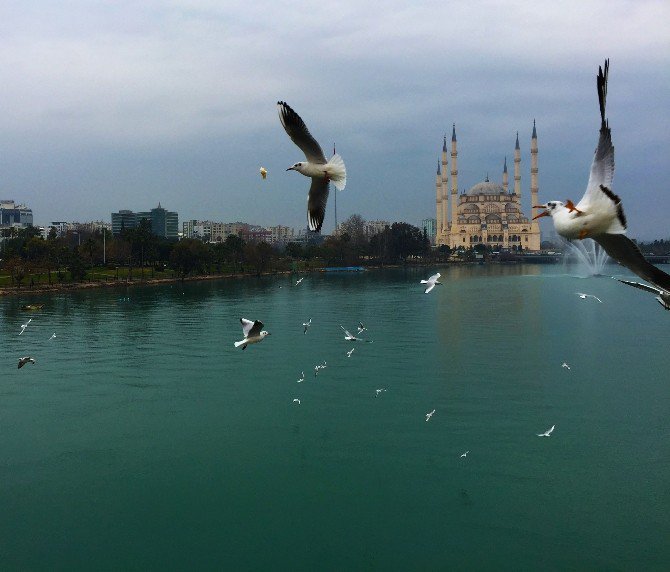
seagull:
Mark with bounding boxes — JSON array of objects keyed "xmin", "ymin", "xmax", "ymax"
[
  {"xmin": 537, "ymin": 425, "xmax": 555, "ymax": 437},
  {"xmin": 19, "ymin": 318, "xmax": 32, "ymax": 335},
  {"xmin": 576, "ymin": 292, "xmax": 603, "ymax": 303},
  {"xmin": 293, "ymin": 398, "xmax": 301, "ymax": 405},
  {"xmin": 295, "ymin": 277, "xmax": 304, "ymax": 286},
  {"xmin": 340, "ymin": 326, "xmax": 361, "ymax": 341},
  {"xmin": 260, "ymin": 166, "xmax": 267, "ymax": 179},
  {"xmin": 234, "ymin": 318, "xmax": 271, "ymax": 350},
  {"xmin": 314, "ymin": 361, "xmax": 327, "ymax": 377},
  {"xmin": 346, "ymin": 348, "xmax": 355, "ymax": 358},
  {"xmin": 49, "ymin": 333, "xmax": 56, "ymax": 341},
  {"xmin": 617, "ymin": 279, "xmax": 670, "ymax": 311},
  {"xmin": 460, "ymin": 451, "xmax": 469, "ymax": 458},
  {"xmin": 277, "ymin": 101, "xmax": 347, "ymax": 232},
  {"xmin": 375, "ymin": 388, "xmax": 387, "ymax": 397},
  {"xmin": 18, "ymin": 356, "xmax": 35, "ymax": 369},
  {"xmin": 533, "ymin": 59, "xmax": 670, "ymax": 295},
  {"xmin": 562, "ymin": 362, "xmax": 571, "ymax": 370},
  {"xmin": 356, "ymin": 321, "xmax": 367, "ymax": 334},
  {"xmin": 303, "ymin": 318, "xmax": 312, "ymax": 334},
  {"xmin": 425, "ymin": 409, "xmax": 436, "ymax": 422},
  {"xmin": 297, "ymin": 371, "xmax": 305, "ymax": 383},
  {"xmin": 421, "ymin": 273, "xmax": 442, "ymax": 294}
]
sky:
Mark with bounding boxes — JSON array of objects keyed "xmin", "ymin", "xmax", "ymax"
[{"xmin": 0, "ymin": 0, "xmax": 668, "ymax": 240}]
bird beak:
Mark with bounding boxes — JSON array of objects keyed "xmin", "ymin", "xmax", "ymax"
[
  {"xmin": 532, "ymin": 205, "xmax": 549, "ymax": 220},
  {"xmin": 286, "ymin": 166, "xmax": 294, "ymax": 171}
]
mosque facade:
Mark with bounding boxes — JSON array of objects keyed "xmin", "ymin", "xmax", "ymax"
[{"xmin": 435, "ymin": 124, "xmax": 541, "ymax": 251}]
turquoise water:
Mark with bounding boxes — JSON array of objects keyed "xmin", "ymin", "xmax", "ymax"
[{"xmin": 1, "ymin": 265, "xmax": 669, "ymax": 570}]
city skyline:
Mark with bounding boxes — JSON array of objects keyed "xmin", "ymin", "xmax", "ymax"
[{"xmin": 0, "ymin": 1, "xmax": 668, "ymax": 240}]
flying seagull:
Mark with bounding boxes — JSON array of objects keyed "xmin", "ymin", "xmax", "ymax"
[
  {"xmin": 340, "ymin": 326, "xmax": 361, "ymax": 341},
  {"xmin": 234, "ymin": 318, "xmax": 271, "ymax": 350},
  {"xmin": 421, "ymin": 273, "xmax": 442, "ymax": 294},
  {"xmin": 576, "ymin": 292, "xmax": 603, "ymax": 303},
  {"xmin": 297, "ymin": 371, "xmax": 305, "ymax": 383},
  {"xmin": 314, "ymin": 361, "xmax": 327, "ymax": 377},
  {"xmin": 295, "ymin": 277, "xmax": 304, "ymax": 286},
  {"xmin": 19, "ymin": 318, "xmax": 32, "ymax": 335},
  {"xmin": 617, "ymin": 279, "xmax": 670, "ymax": 311},
  {"xmin": 356, "ymin": 321, "xmax": 367, "ymax": 334},
  {"xmin": 425, "ymin": 409, "xmax": 436, "ymax": 422},
  {"xmin": 537, "ymin": 425, "xmax": 555, "ymax": 437},
  {"xmin": 49, "ymin": 333, "xmax": 56, "ymax": 341},
  {"xmin": 277, "ymin": 101, "xmax": 347, "ymax": 232},
  {"xmin": 347, "ymin": 348, "xmax": 355, "ymax": 358},
  {"xmin": 562, "ymin": 362, "xmax": 571, "ymax": 370},
  {"xmin": 260, "ymin": 166, "xmax": 267, "ymax": 179},
  {"xmin": 375, "ymin": 388, "xmax": 387, "ymax": 397},
  {"xmin": 303, "ymin": 318, "xmax": 312, "ymax": 334},
  {"xmin": 18, "ymin": 356, "xmax": 35, "ymax": 369},
  {"xmin": 460, "ymin": 451, "xmax": 469, "ymax": 458},
  {"xmin": 293, "ymin": 398, "xmax": 301, "ymax": 405},
  {"xmin": 533, "ymin": 59, "xmax": 670, "ymax": 295}
]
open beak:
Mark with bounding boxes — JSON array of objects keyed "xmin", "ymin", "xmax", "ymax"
[
  {"xmin": 286, "ymin": 167, "xmax": 294, "ymax": 171},
  {"xmin": 532, "ymin": 205, "xmax": 549, "ymax": 220}
]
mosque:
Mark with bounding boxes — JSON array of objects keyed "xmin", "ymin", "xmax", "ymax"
[{"xmin": 435, "ymin": 123, "xmax": 541, "ymax": 251}]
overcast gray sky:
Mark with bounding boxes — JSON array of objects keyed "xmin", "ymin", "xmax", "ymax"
[{"xmin": 1, "ymin": 0, "xmax": 668, "ymax": 239}]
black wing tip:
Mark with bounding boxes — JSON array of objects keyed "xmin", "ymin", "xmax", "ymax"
[
  {"xmin": 598, "ymin": 184, "xmax": 626, "ymax": 229},
  {"xmin": 597, "ymin": 58, "xmax": 609, "ymax": 128}
]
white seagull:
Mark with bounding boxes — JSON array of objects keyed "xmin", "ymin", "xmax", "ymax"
[
  {"xmin": 533, "ymin": 59, "xmax": 670, "ymax": 295},
  {"xmin": 297, "ymin": 371, "xmax": 305, "ymax": 383},
  {"xmin": 295, "ymin": 277, "xmax": 304, "ymax": 286},
  {"xmin": 293, "ymin": 398, "xmax": 301, "ymax": 405},
  {"xmin": 356, "ymin": 321, "xmax": 367, "ymax": 334},
  {"xmin": 460, "ymin": 451, "xmax": 469, "ymax": 458},
  {"xmin": 278, "ymin": 101, "xmax": 347, "ymax": 232},
  {"xmin": 421, "ymin": 273, "xmax": 442, "ymax": 294},
  {"xmin": 562, "ymin": 362, "xmax": 571, "ymax": 370},
  {"xmin": 49, "ymin": 333, "xmax": 56, "ymax": 341},
  {"xmin": 340, "ymin": 326, "xmax": 361, "ymax": 341},
  {"xmin": 425, "ymin": 409, "xmax": 436, "ymax": 422},
  {"xmin": 234, "ymin": 318, "xmax": 271, "ymax": 350},
  {"xmin": 576, "ymin": 292, "xmax": 603, "ymax": 303},
  {"xmin": 375, "ymin": 388, "xmax": 387, "ymax": 397},
  {"xmin": 18, "ymin": 356, "xmax": 35, "ymax": 369},
  {"xmin": 346, "ymin": 348, "xmax": 355, "ymax": 358},
  {"xmin": 537, "ymin": 425, "xmax": 555, "ymax": 437},
  {"xmin": 314, "ymin": 361, "xmax": 327, "ymax": 377},
  {"xmin": 19, "ymin": 318, "xmax": 32, "ymax": 335},
  {"xmin": 303, "ymin": 318, "xmax": 312, "ymax": 334},
  {"xmin": 617, "ymin": 279, "xmax": 670, "ymax": 311}
]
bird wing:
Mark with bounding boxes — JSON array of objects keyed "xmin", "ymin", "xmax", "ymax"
[
  {"xmin": 248, "ymin": 320, "xmax": 264, "ymax": 338},
  {"xmin": 595, "ymin": 234, "xmax": 670, "ymax": 291},
  {"xmin": 424, "ymin": 283, "xmax": 436, "ymax": 294},
  {"xmin": 547, "ymin": 425, "xmax": 555, "ymax": 435},
  {"xmin": 240, "ymin": 318, "xmax": 256, "ymax": 337},
  {"xmin": 616, "ymin": 279, "xmax": 664, "ymax": 296},
  {"xmin": 277, "ymin": 101, "xmax": 326, "ymax": 164},
  {"xmin": 429, "ymin": 273, "xmax": 441, "ymax": 282},
  {"xmin": 307, "ymin": 177, "xmax": 330, "ymax": 232},
  {"xmin": 340, "ymin": 326, "xmax": 353, "ymax": 337}
]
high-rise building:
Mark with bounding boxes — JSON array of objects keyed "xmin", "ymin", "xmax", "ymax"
[
  {"xmin": 421, "ymin": 218, "xmax": 437, "ymax": 244},
  {"xmin": 112, "ymin": 204, "xmax": 178, "ymax": 238},
  {"xmin": 0, "ymin": 200, "xmax": 33, "ymax": 228}
]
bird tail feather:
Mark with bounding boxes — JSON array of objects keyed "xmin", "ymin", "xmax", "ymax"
[
  {"xmin": 327, "ymin": 154, "xmax": 347, "ymax": 191},
  {"xmin": 234, "ymin": 340, "xmax": 246, "ymax": 348}
]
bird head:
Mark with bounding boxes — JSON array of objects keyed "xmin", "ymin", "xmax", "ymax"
[
  {"xmin": 532, "ymin": 200, "xmax": 564, "ymax": 219},
  {"xmin": 260, "ymin": 330, "xmax": 271, "ymax": 338},
  {"xmin": 287, "ymin": 162, "xmax": 306, "ymax": 174}
]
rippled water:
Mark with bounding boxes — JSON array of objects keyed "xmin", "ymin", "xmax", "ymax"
[{"xmin": 1, "ymin": 264, "xmax": 669, "ymax": 570}]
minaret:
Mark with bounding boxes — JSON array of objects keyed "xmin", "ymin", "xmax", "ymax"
[
  {"xmin": 530, "ymin": 120, "xmax": 539, "ymax": 220},
  {"xmin": 502, "ymin": 156, "xmax": 508, "ymax": 193},
  {"xmin": 450, "ymin": 124, "xmax": 458, "ymax": 237},
  {"xmin": 514, "ymin": 132, "xmax": 521, "ymax": 198},
  {"xmin": 435, "ymin": 159, "xmax": 442, "ymax": 234},
  {"xmin": 441, "ymin": 135, "xmax": 449, "ymax": 237}
]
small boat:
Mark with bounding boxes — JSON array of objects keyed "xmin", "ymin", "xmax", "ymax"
[{"xmin": 21, "ymin": 304, "xmax": 44, "ymax": 311}]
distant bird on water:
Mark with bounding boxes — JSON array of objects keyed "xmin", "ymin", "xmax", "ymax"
[
  {"xmin": 617, "ymin": 279, "xmax": 670, "ymax": 311},
  {"xmin": 234, "ymin": 318, "xmax": 271, "ymax": 350},
  {"xmin": 19, "ymin": 318, "xmax": 32, "ymax": 335},
  {"xmin": 277, "ymin": 101, "xmax": 347, "ymax": 232},
  {"xmin": 421, "ymin": 273, "xmax": 442, "ymax": 294},
  {"xmin": 18, "ymin": 357, "xmax": 35, "ymax": 369},
  {"xmin": 295, "ymin": 277, "xmax": 304, "ymax": 286},
  {"xmin": 533, "ymin": 59, "xmax": 670, "ymax": 296},
  {"xmin": 576, "ymin": 292, "xmax": 602, "ymax": 303},
  {"xmin": 562, "ymin": 362, "xmax": 571, "ymax": 370},
  {"xmin": 303, "ymin": 318, "xmax": 312, "ymax": 334},
  {"xmin": 260, "ymin": 167, "xmax": 267, "ymax": 179},
  {"xmin": 425, "ymin": 409, "xmax": 436, "ymax": 422},
  {"xmin": 537, "ymin": 425, "xmax": 555, "ymax": 437}
]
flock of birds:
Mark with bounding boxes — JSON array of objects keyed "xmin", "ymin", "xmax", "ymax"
[{"xmin": 14, "ymin": 315, "xmax": 56, "ymax": 369}]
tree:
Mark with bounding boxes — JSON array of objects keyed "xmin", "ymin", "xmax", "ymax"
[{"xmin": 170, "ymin": 239, "xmax": 211, "ymax": 281}]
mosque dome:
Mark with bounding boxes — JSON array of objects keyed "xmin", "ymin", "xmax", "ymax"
[{"xmin": 466, "ymin": 181, "xmax": 505, "ymax": 195}]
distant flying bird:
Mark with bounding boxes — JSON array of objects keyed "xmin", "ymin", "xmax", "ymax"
[
  {"xmin": 340, "ymin": 326, "xmax": 361, "ymax": 341},
  {"xmin": 425, "ymin": 409, "xmax": 436, "ymax": 422},
  {"xmin": 421, "ymin": 273, "xmax": 442, "ymax": 294},
  {"xmin": 375, "ymin": 388, "xmax": 387, "ymax": 397},
  {"xmin": 293, "ymin": 398, "xmax": 301, "ymax": 405},
  {"xmin": 297, "ymin": 371, "xmax": 305, "ymax": 383},
  {"xmin": 314, "ymin": 361, "xmax": 327, "ymax": 377},
  {"xmin": 537, "ymin": 425, "xmax": 555, "ymax": 437},
  {"xmin": 533, "ymin": 59, "xmax": 670, "ymax": 295},
  {"xmin": 356, "ymin": 321, "xmax": 367, "ymax": 334},
  {"xmin": 562, "ymin": 362, "xmax": 571, "ymax": 370},
  {"xmin": 617, "ymin": 279, "xmax": 670, "ymax": 311},
  {"xmin": 277, "ymin": 101, "xmax": 347, "ymax": 232},
  {"xmin": 576, "ymin": 292, "xmax": 603, "ymax": 303},
  {"xmin": 303, "ymin": 318, "xmax": 312, "ymax": 334},
  {"xmin": 460, "ymin": 451, "xmax": 469, "ymax": 458},
  {"xmin": 295, "ymin": 277, "xmax": 304, "ymax": 286},
  {"xmin": 260, "ymin": 167, "xmax": 267, "ymax": 179},
  {"xmin": 234, "ymin": 318, "xmax": 271, "ymax": 350},
  {"xmin": 18, "ymin": 356, "xmax": 35, "ymax": 369},
  {"xmin": 346, "ymin": 348, "xmax": 355, "ymax": 358},
  {"xmin": 19, "ymin": 318, "xmax": 32, "ymax": 335},
  {"xmin": 49, "ymin": 333, "xmax": 56, "ymax": 341}
]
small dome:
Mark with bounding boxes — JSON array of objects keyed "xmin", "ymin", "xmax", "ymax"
[{"xmin": 467, "ymin": 181, "xmax": 505, "ymax": 195}]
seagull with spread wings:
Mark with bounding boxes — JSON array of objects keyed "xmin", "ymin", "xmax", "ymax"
[{"xmin": 234, "ymin": 318, "xmax": 271, "ymax": 350}]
